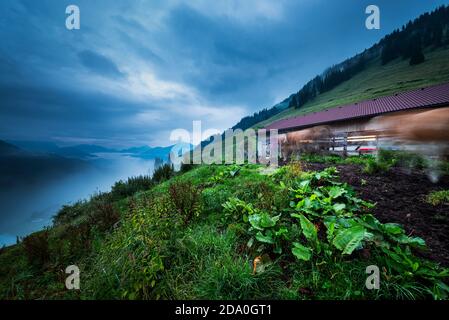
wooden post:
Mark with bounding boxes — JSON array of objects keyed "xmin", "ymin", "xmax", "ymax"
[
  {"xmin": 375, "ymin": 135, "xmax": 379, "ymax": 156},
  {"xmin": 343, "ymin": 134, "xmax": 348, "ymax": 157}
]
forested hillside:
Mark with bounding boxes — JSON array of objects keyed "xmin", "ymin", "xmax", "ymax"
[{"xmin": 233, "ymin": 5, "xmax": 449, "ymax": 130}]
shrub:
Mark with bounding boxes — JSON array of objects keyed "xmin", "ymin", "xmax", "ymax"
[
  {"xmin": 89, "ymin": 200, "xmax": 121, "ymax": 232},
  {"xmin": 111, "ymin": 175, "xmax": 153, "ymax": 199},
  {"xmin": 363, "ymin": 158, "xmax": 392, "ymax": 174},
  {"xmin": 51, "ymin": 222, "xmax": 92, "ymax": 265},
  {"xmin": 53, "ymin": 200, "xmax": 89, "ymax": 226},
  {"xmin": 345, "ymin": 154, "xmax": 374, "ymax": 165},
  {"xmin": 202, "ymin": 185, "xmax": 232, "ymax": 217},
  {"xmin": 234, "ymin": 181, "xmax": 278, "ymax": 211},
  {"xmin": 286, "ymin": 160, "xmax": 303, "ymax": 177},
  {"xmin": 152, "ymin": 164, "xmax": 175, "ymax": 183},
  {"xmin": 22, "ymin": 231, "xmax": 50, "ymax": 268},
  {"xmin": 378, "ymin": 149, "xmax": 427, "ymax": 169},
  {"xmin": 426, "ymin": 190, "xmax": 449, "ymax": 206},
  {"xmin": 440, "ymin": 161, "xmax": 449, "ymax": 176},
  {"xmin": 180, "ymin": 162, "xmax": 196, "ymax": 173},
  {"xmin": 300, "ymin": 154, "xmax": 343, "ymax": 164},
  {"xmin": 300, "ymin": 154, "xmax": 374, "ymax": 166},
  {"xmin": 82, "ymin": 195, "xmax": 179, "ymax": 300},
  {"xmin": 169, "ymin": 181, "xmax": 203, "ymax": 225},
  {"xmin": 209, "ymin": 165, "xmax": 241, "ymax": 183}
]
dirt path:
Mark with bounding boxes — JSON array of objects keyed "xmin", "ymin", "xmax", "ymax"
[{"xmin": 303, "ymin": 162, "xmax": 449, "ymax": 267}]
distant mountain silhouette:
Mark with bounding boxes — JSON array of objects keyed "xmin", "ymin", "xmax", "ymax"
[
  {"xmin": 61, "ymin": 144, "xmax": 117, "ymax": 154},
  {"xmin": 0, "ymin": 140, "xmax": 23, "ymax": 156},
  {"xmin": 122, "ymin": 143, "xmax": 193, "ymax": 160},
  {"xmin": 6, "ymin": 140, "xmax": 193, "ymax": 162},
  {"xmin": 8, "ymin": 141, "xmax": 118, "ymax": 159},
  {"xmin": 0, "ymin": 140, "xmax": 90, "ymax": 189},
  {"xmin": 7, "ymin": 140, "xmax": 60, "ymax": 154}
]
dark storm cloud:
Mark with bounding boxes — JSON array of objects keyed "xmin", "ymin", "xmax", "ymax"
[
  {"xmin": 0, "ymin": 83, "xmax": 168, "ymax": 145},
  {"xmin": 78, "ymin": 50, "xmax": 125, "ymax": 79},
  {"xmin": 1, "ymin": 0, "xmax": 448, "ymax": 146},
  {"xmin": 161, "ymin": 4, "xmax": 282, "ymax": 100},
  {"xmin": 115, "ymin": 29, "xmax": 165, "ymax": 65}
]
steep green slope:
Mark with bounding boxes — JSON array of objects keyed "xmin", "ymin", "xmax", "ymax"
[
  {"xmin": 255, "ymin": 46, "xmax": 449, "ymax": 128},
  {"xmin": 2, "ymin": 159, "xmax": 449, "ymax": 300}
]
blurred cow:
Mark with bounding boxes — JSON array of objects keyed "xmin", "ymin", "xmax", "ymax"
[
  {"xmin": 280, "ymin": 125, "xmax": 332, "ymax": 160},
  {"xmin": 369, "ymin": 107, "xmax": 449, "ymax": 159}
]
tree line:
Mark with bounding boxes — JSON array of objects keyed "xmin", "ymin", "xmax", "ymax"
[
  {"xmin": 227, "ymin": 5, "xmax": 449, "ymax": 133},
  {"xmin": 380, "ymin": 5, "xmax": 449, "ymax": 66},
  {"xmin": 231, "ymin": 104, "xmax": 288, "ymax": 131},
  {"xmin": 288, "ymin": 5, "xmax": 449, "ymax": 109}
]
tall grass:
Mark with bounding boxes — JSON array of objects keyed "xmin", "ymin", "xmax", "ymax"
[{"xmin": 2, "ymin": 163, "xmax": 448, "ymax": 300}]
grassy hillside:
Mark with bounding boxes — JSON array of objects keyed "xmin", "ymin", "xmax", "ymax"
[
  {"xmin": 1, "ymin": 157, "xmax": 449, "ymax": 300},
  {"xmin": 255, "ymin": 46, "xmax": 449, "ymax": 128}
]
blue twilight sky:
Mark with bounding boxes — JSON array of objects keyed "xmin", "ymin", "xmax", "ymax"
[{"xmin": 1, "ymin": 0, "xmax": 448, "ymax": 148}]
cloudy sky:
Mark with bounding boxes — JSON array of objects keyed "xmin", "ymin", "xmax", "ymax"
[{"xmin": 1, "ymin": 0, "xmax": 448, "ymax": 147}]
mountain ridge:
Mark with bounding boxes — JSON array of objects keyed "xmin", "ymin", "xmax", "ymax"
[
  {"xmin": 231, "ymin": 5, "xmax": 449, "ymax": 131},
  {"xmin": 7, "ymin": 140, "xmax": 192, "ymax": 161}
]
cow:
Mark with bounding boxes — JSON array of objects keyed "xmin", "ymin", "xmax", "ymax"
[
  {"xmin": 370, "ymin": 107, "xmax": 449, "ymax": 142},
  {"xmin": 369, "ymin": 106, "xmax": 449, "ymax": 160},
  {"xmin": 280, "ymin": 125, "xmax": 333, "ymax": 160}
]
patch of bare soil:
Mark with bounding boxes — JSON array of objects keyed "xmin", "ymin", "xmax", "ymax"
[{"xmin": 304, "ymin": 162, "xmax": 449, "ymax": 266}]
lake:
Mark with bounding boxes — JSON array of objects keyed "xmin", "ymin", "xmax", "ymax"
[{"xmin": 0, "ymin": 153, "xmax": 155, "ymax": 246}]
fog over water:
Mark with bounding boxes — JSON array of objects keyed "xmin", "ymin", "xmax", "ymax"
[{"xmin": 0, "ymin": 153, "xmax": 155, "ymax": 247}]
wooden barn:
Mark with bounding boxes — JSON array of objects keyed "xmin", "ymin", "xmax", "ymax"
[{"xmin": 265, "ymin": 82, "xmax": 449, "ymax": 156}]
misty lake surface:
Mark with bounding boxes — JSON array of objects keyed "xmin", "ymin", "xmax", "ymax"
[{"xmin": 0, "ymin": 153, "xmax": 155, "ymax": 246}]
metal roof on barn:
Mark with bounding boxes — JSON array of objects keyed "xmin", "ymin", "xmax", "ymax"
[{"xmin": 265, "ymin": 82, "xmax": 449, "ymax": 132}]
